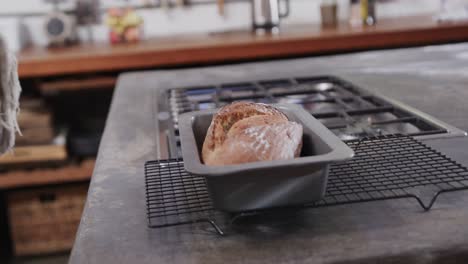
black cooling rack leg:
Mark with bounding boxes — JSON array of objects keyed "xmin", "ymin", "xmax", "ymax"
[
  {"xmin": 205, "ymin": 219, "xmax": 225, "ymax": 236},
  {"xmin": 410, "ymin": 187, "xmax": 468, "ymax": 211},
  {"xmin": 424, "ymin": 191, "xmax": 444, "ymax": 211},
  {"xmin": 409, "ymin": 194, "xmax": 432, "ymax": 211}
]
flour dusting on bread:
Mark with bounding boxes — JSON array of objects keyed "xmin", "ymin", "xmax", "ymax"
[{"xmin": 244, "ymin": 126, "xmax": 270, "ymax": 154}]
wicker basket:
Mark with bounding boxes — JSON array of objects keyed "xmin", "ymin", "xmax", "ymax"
[{"xmin": 7, "ymin": 184, "xmax": 88, "ymax": 256}]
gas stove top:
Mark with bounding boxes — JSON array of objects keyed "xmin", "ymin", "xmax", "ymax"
[{"xmin": 156, "ymin": 76, "xmax": 466, "ymax": 159}]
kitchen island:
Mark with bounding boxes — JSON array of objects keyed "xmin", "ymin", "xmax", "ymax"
[{"xmin": 71, "ymin": 43, "xmax": 468, "ymax": 263}]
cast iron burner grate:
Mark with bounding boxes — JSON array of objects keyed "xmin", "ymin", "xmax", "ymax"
[
  {"xmin": 165, "ymin": 76, "xmax": 452, "ymax": 155},
  {"xmin": 145, "ymin": 135, "xmax": 468, "ymax": 235}
]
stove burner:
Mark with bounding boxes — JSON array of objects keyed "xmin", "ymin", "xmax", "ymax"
[
  {"xmin": 160, "ymin": 76, "xmax": 466, "ymax": 158},
  {"xmin": 314, "ymin": 82, "xmax": 334, "ymax": 91}
]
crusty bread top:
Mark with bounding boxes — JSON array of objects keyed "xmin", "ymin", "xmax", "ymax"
[
  {"xmin": 201, "ymin": 102, "xmax": 302, "ymax": 165},
  {"xmin": 202, "ymin": 102, "xmax": 288, "ymax": 162},
  {"xmin": 203, "ymin": 115, "xmax": 302, "ymax": 165}
]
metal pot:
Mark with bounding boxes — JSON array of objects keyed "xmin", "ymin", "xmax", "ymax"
[{"xmin": 251, "ymin": 0, "xmax": 290, "ymax": 33}]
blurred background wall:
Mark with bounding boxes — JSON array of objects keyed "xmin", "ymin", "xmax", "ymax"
[{"xmin": 0, "ymin": 0, "xmax": 445, "ymax": 47}]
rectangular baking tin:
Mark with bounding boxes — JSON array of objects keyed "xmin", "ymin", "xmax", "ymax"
[{"xmin": 178, "ymin": 103, "xmax": 354, "ymax": 212}]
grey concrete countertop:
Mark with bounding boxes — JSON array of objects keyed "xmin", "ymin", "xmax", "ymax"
[{"xmin": 71, "ymin": 43, "xmax": 468, "ymax": 264}]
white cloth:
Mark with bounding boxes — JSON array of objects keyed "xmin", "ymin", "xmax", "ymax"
[{"xmin": 0, "ymin": 37, "xmax": 21, "ymax": 154}]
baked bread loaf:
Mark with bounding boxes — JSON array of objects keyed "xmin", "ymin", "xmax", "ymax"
[{"xmin": 202, "ymin": 102, "xmax": 303, "ymax": 166}]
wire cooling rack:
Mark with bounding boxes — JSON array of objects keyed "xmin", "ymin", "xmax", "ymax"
[{"xmin": 145, "ymin": 135, "xmax": 468, "ymax": 235}]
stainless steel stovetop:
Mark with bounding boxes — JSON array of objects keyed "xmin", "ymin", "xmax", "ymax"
[{"xmin": 155, "ymin": 76, "xmax": 466, "ymax": 159}]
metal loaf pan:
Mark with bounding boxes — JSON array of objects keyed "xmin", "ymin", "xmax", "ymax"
[{"xmin": 178, "ymin": 104, "xmax": 354, "ymax": 212}]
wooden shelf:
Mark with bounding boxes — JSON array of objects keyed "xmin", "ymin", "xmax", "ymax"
[
  {"xmin": 18, "ymin": 15, "xmax": 468, "ymax": 78},
  {"xmin": 0, "ymin": 145, "xmax": 67, "ymax": 167},
  {"xmin": 0, "ymin": 160, "xmax": 95, "ymax": 190},
  {"xmin": 39, "ymin": 76, "xmax": 117, "ymax": 93}
]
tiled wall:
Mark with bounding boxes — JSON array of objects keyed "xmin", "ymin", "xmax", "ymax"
[{"xmin": 0, "ymin": 0, "xmax": 447, "ymax": 48}]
